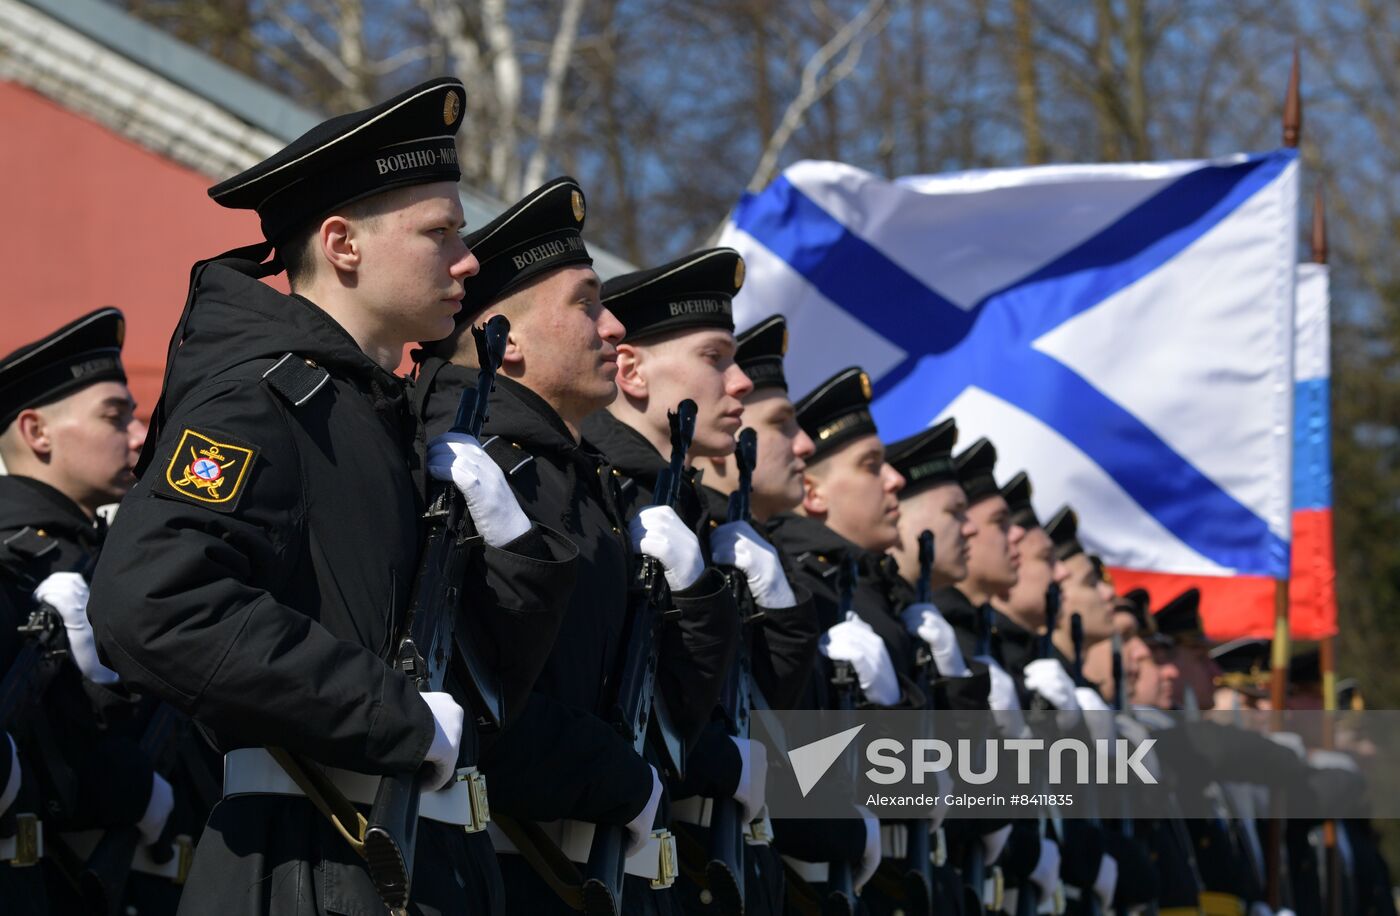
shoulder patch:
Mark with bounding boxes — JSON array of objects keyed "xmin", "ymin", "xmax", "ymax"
[
  {"xmin": 2, "ymin": 527, "xmax": 58, "ymax": 561},
  {"xmin": 261, "ymin": 353, "xmax": 331, "ymax": 407},
  {"xmin": 159, "ymin": 427, "xmax": 258, "ymax": 511},
  {"xmin": 480, "ymin": 435, "xmax": 536, "ymax": 478}
]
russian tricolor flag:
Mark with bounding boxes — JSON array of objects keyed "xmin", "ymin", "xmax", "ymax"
[{"xmin": 1111, "ymin": 262, "xmax": 1336, "ymax": 639}]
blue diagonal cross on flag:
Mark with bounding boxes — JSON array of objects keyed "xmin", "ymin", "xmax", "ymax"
[{"xmin": 720, "ymin": 152, "xmax": 1299, "ymax": 581}]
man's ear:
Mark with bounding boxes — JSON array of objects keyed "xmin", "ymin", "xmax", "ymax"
[
  {"xmin": 482, "ymin": 310, "xmax": 526, "ymax": 370},
  {"xmin": 319, "ymin": 214, "xmax": 360, "ymax": 276},
  {"xmin": 13, "ymin": 409, "xmax": 53, "ymax": 461},
  {"xmin": 800, "ymin": 469, "xmax": 826, "ymax": 518},
  {"xmin": 614, "ymin": 344, "xmax": 647, "ymax": 400}
]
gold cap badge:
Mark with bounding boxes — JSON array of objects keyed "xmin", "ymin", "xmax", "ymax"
[
  {"xmin": 571, "ymin": 189, "xmax": 585, "ymax": 223},
  {"xmin": 859, "ymin": 371, "xmax": 872, "ymax": 401},
  {"xmin": 443, "ymin": 91, "xmax": 461, "ymax": 125},
  {"xmin": 734, "ymin": 258, "xmax": 746, "ymax": 291}
]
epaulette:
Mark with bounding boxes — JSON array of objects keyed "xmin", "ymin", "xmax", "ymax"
[
  {"xmin": 480, "ymin": 435, "xmax": 535, "ymax": 478},
  {"xmin": 261, "ymin": 353, "xmax": 331, "ymax": 407},
  {"xmin": 2, "ymin": 527, "xmax": 58, "ymax": 561}
]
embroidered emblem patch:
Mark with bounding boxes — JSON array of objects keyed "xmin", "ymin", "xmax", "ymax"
[{"xmin": 163, "ymin": 429, "xmax": 256, "ymax": 509}]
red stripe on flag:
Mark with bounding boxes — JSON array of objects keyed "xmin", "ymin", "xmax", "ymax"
[{"xmin": 1108, "ymin": 509, "xmax": 1337, "ymax": 642}]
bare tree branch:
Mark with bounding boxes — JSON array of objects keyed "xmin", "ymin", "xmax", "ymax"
[
  {"xmin": 523, "ymin": 0, "xmax": 586, "ymax": 192},
  {"xmin": 744, "ymin": 0, "xmax": 892, "ymax": 194}
]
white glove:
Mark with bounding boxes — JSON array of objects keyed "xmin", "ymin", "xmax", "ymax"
[
  {"xmin": 981, "ymin": 823, "xmax": 1012, "ymax": 864},
  {"xmin": 1028, "ymin": 838, "xmax": 1061, "ymax": 902},
  {"xmin": 629, "ymin": 506, "xmax": 704, "ymax": 591},
  {"xmin": 1094, "ymin": 852, "xmax": 1118, "ymax": 910},
  {"xmin": 0, "ymin": 734, "xmax": 20, "ymax": 818},
  {"xmin": 1249, "ymin": 903, "xmax": 1276, "ymax": 916},
  {"xmin": 420, "ymin": 691, "xmax": 465, "ymax": 792},
  {"xmin": 978, "ymin": 657, "xmax": 1028, "ymax": 737},
  {"xmin": 899, "ymin": 602, "xmax": 971, "ymax": 676},
  {"xmin": 822, "ymin": 612, "xmax": 900, "ymax": 706},
  {"xmin": 624, "ymin": 765, "xmax": 663, "ymax": 857},
  {"xmin": 855, "ymin": 807, "xmax": 881, "ymax": 892},
  {"xmin": 33, "ymin": 573, "xmax": 120, "ymax": 684},
  {"xmin": 711, "ymin": 521, "xmax": 796, "ymax": 608},
  {"xmin": 137, "ymin": 772, "xmax": 174, "ymax": 846},
  {"xmin": 730, "ymin": 736, "xmax": 768, "ymax": 824},
  {"xmin": 1076, "ymin": 687, "xmax": 1117, "ymax": 745},
  {"xmin": 1270, "ymin": 732, "xmax": 1306, "ymax": 760},
  {"xmin": 1023, "ymin": 659, "xmax": 1080, "ymax": 712},
  {"xmin": 427, "ymin": 432, "xmax": 532, "ymax": 547}
]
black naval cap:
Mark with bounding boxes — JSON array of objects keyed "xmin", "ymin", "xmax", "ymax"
[
  {"xmin": 735, "ymin": 315, "xmax": 789, "ymax": 393},
  {"xmin": 1045, "ymin": 505, "xmax": 1085, "ymax": 561},
  {"xmin": 604, "ymin": 248, "xmax": 744, "ymax": 343},
  {"xmin": 1153, "ymin": 588, "xmax": 1206, "ymax": 646},
  {"xmin": 796, "ymin": 367, "xmax": 877, "ymax": 461},
  {"xmin": 461, "ymin": 176, "xmax": 592, "ymax": 315},
  {"xmin": 887, "ymin": 418, "xmax": 960, "ymax": 498},
  {"xmin": 1211, "ymin": 638, "xmax": 1271, "ymax": 697},
  {"xmin": 1115, "ymin": 587, "xmax": 1151, "ymax": 628},
  {"xmin": 0, "ymin": 308, "xmax": 126, "ymax": 430},
  {"xmin": 1000, "ymin": 470, "xmax": 1039, "ymax": 529},
  {"xmin": 208, "ymin": 77, "xmax": 467, "ymax": 246},
  {"xmin": 953, "ymin": 438, "xmax": 1000, "ymax": 506}
]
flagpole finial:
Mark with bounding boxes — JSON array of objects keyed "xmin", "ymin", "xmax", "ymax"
[
  {"xmin": 1311, "ymin": 186, "xmax": 1328, "ymax": 265},
  {"xmin": 1283, "ymin": 42, "xmax": 1302, "ymax": 148}
]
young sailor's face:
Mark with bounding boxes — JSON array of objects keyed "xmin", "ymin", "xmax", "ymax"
[
  {"xmin": 361, "ymin": 182, "xmax": 478, "ymax": 344},
  {"xmin": 629, "ymin": 328, "xmax": 754, "ymax": 459}
]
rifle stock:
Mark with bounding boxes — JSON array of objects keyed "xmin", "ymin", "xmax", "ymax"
[
  {"xmin": 823, "ymin": 557, "xmax": 859, "ymax": 916},
  {"xmin": 704, "ymin": 427, "xmax": 758, "ymax": 915},
  {"xmin": 582, "ymin": 400, "xmax": 697, "ymax": 916},
  {"xmin": 362, "ymin": 315, "xmax": 510, "ymax": 915},
  {"xmin": 900, "ymin": 530, "xmax": 936, "ymax": 916},
  {"xmin": 79, "ymin": 703, "xmax": 186, "ymax": 915}
]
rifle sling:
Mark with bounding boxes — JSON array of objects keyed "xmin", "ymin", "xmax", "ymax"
[
  {"xmin": 492, "ymin": 813, "xmax": 586, "ymax": 910},
  {"xmin": 266, "ymin": 746, "xmax": 367, "ymax": 856}
]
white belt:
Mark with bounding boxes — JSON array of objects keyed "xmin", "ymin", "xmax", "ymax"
[
  {"xmin": 486, "ymin": 818, "xmax": 676, "ymax": 884},
  {"xmin": 1, "ymin": 814, "xmax": 42, "ymax": 866},
  {"xmin": 223, "ymin": 747, "xmax": 486, "ymax": 829},
  {"xmin": 672, "ymin": 797, "xmax": 774, "ymax": 846},
  {"xmin": 782, "ymin": 856, "xmax": 828, "ymax": 882},
  {"xmin": 879, "ymin": 824, "xmax": 948, "ymax": 867},
  {"xmin": 59, "ymin": 829, "xmax": 195, "ymax": 883}
]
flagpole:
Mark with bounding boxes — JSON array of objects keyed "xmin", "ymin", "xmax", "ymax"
[
  {"xmin": 1265, "ymin": 43, "xmax": 1303, "ymax": 910},
  {"xmin": 1305, "ymin": 184, "xmax": 1345, "ymax": 916}
]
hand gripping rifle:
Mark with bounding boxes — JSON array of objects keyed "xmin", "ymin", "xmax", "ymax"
[
  {"xmin": 896, "ymin": 530, "xmax": 937, "ymax": 916},
  {"xmin": 360, "ymin": 315, "xmax": 511, "ymax": 915},
  {"xmin": 825, "ymin": 555, "xmax": 861, "ymax": 916},
  {"xmin": 581, "ymin": 399, "xmax": 697, "ymax": 916},
  {"xmin": 706, "ymin": 427, "xmax": 759, "ymax": 915}
]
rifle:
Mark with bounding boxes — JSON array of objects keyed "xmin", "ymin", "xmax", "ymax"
[
  {"xmin": 1069, "ymin": 613, "xmax": 1103, "ymax": 916},
  {"xmin": 360, "ymin": 315, "xmax": 510, "ymax": 915},
  {"xmin": 1016, "ymin": 585, "xmax": 1066, "ymax": 916},
  {"xmin": 580, "ymin": 399, "xmax": 697, "ymax": 916},
  {"xmin": 0, "ymin": 597, "xmax": 67, "ymax": 864},
  {"xmin": 706, "ymin": 427, "xmax": 758, "ymax": 915},
  {"xmin": 79, "ymin": 702, "xmax": 190, "ymax": 915},
  {"xmin": 961, "ymin": 602, "xmax": 995, "ymax": 915},
  {"xmin": 897, "ymin": 530, "xmax": 937, "ymax": 916},
  {"xmin": 824, "ymin": 556, "xmax": 860, "ymax": 916}
]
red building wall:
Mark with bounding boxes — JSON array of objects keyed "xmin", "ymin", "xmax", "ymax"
[{"xmin": 1, "ymin": 80, "xmax": 270, "ymax": 415}]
